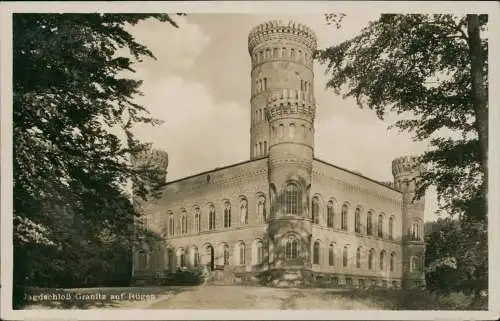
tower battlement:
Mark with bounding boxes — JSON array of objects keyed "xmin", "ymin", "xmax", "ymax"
[
  {"xmin": 391, "ymin": 155, "xmax": 424, "ymax": 179},
  {"xmin": 132, "ymin": 148, "xmax": 169, "ymax": 175},
  {"xmin": 265, "ymin": 89, "xmax": 316, "ymax": 121},
  {"xmin": 248, "ymin": 20, "xmax": 318, "ymax": 53}
]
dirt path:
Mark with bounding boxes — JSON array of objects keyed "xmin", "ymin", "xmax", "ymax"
[{"xmin": 147, "ymin": 285, "xmax": 382, "ymax": 310}]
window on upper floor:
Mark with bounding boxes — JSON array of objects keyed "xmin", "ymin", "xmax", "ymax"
[
  {"xmin": 378, "ymin": 214, "xmax": 384, "ymax": 238},
  {"xmin": 284, "ymin": 183, "xmax": 300, "ymax": 215},
  {"xmin": 239, "ymin": 198, "xmax": 248, "ymax": 225},
  {"xmin": 168, "ymin": 213, "xmax": 174, "ymax": 236},
  {"xmin": 412, "ymin": 220, "xmax": 422, "ymax": 241},
  {"xmin": 356, "ymin": 247, "xmax": 362, "ymax": 268},
  {"xmin": 327, "ymin": 200, "xmax": 335, "ymax": 228},
  {"xmin": 368, "ymin": 249, "xmax": 375, "ymax": 270},
  {"xmin": 223, "ymin": 202, "xmax": 231, "ymax": 228},
  {"xmin": 355, "ymin": 207, "xmax": 361, "ymax": 233},
  {"xmin": 208, "ymin": 205, "xmax": 216, "ymax": 230},
  {"xmin": 389, "ymin": 216, "xmax": 394, "ymax": 240},
  {"xmin": 367, "ymin": 211, "xmax": 373, "ymax": 235},
  {"xmin": 194, "ymin": 207, "xmax": 200, "ymax": 233},
  {"xmin": 257, "ymin": 195, "xmax": 266, "ymax": 223},
  {"xmin": 181, "ymin": 212, "xmax": 188, "ymax": 235},
  {"xmin": 312, "ymin": 196, "xmax": 320, "ymax": 224},
  {"xmin": 341, "ymin": 204, "xmax": 349, "ymax": 231}
]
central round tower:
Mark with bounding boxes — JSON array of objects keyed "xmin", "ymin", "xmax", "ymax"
[{"xmin": 248, "ymin": 20, "xmax": 317, "ymax": 285}]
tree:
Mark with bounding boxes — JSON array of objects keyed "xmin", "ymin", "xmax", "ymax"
[
  {"xmin": 316, "ymin": 14, "xmax": 488, "ymax": 297},
  {"xmin": 13, "ymin": 13, "xmax": 180, "ymax": 307}
]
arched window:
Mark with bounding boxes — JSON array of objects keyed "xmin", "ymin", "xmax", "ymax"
[
  {"xmin": 257, "ymin": 195, "xmax": 266, "ymax": 223},
  {"xmin": 284, "ymin": 183, "xmax": 300, "ymax": 215},
  {"xmin": 355, "ymin": 207, "xmax": 361, "ymax": 233},
  {"xmin": 411, "ymin": 255, "xmax": 421, "ymax": 272},
  {"xmin": 327, "ymin": 200, "xmax": 335, "ymax": 228},
  {"xmin": 378, "ymin": 214, "xmax": 384, "ymax": 238},
  {"xmin": 390, "ymin": 252, "xmax": 396, "ymax": 272},
  {"xmin": 328, "ymin": 243, "xmax": 335, "ymax": 266},
  {"xmin": 208, "ymin": 204, "xmax": 216, "ymax": 230},
  {"xmin": 289, "ymin": 123, "xmax": 296, "ymax": 138},
  {"xmin": 300, "ymin": 79, "xmax": 304, "ymax": 91},
  {"xmin": 341, "ymin": 204, "xmax": 349, "ymax": 231},
  {"xmin": 278, "ymin": 123, "xmax": 284, "ymax": 138},
  {"xmin": 380, "ymin": 250, "xmax": 386, "ymax": 270},
  {"xmin": 194, "ymin": 207, "xmax": 200, "ymax": 233},
  {"xmin": 291, "ymin": 48, "xmax": 295, "ymax": 59},
  {"xmin": 178, "ymin": 248, "xmax": 186, "ymax": 268},
  {"xmin": 240, "ymin": 198, "xmax": 248, "ymax": 225},
  {"xmin": 301, "ymin": 124, "xmax": 307, "ymax": 138},
  {"xmin": 368, "ymin": 249, "xmax": 374, "ymax": 270},
  {"xmin": 356, "ymin": 247, "xmax": 361, "ymax": 268},
  {"xmin": 412, "ymin": 220, "xmax": 422, "ymax": 240},
  {"xmin": 285, "ymin": 235, "xmax": 299, "ymax": 261},
  {"xmin": 259, "ymin": 50, "xmax": 264, "ymax": 61},
  {"xmin": 367, "ymin": 211, "xmax": 373, "ymax": 235},
  {"xmin": 282, "ymin": 47, "xmax": 287, "ymax": 58},
  {"xmin": 266, "ymin": 48, "xmax": 271, "ymax": 59},
  {"xmin": 312, "ymin": 196, "xmax": 320, "ymax": 224},
  {"xmin": 264, "ymin": 77, "xmax": 268, "ymax": 91},
  {"xmin": 168, "ymin": 213, "xmax": 174, "ymax": 236},
  {"xmin": 192, "ymin": 247, "xmax": 200, "ymax": 267},
  {"xmin": 313, "ymin": 241, "xmax": 320, "ymax": 265},
  {"xmin": 264, "ymin": 141, "xmax": 267, "ymax": 154},
  {"xmin": 273, "ymin": 47, "xmax": 278, "ymax": 58},
  {"xmin": 253, "ymin": 240, "xmax": 263, "ymax": 265},
  {"xmin": 223, "ymin": 245, "xmax": 230, "ymax": 265},
  {"xmin": 298, "ymin": 49, "xmax": 302, "ymax": 62},
  {"xmin": 181, "ymin": 212, "xmax": 188, "ymax": 235},
  {"xmin": 223, "ymin": 202, "xmax": 231, "ymax": 228},
  {"xmin": 236, "ymin": 242, "xmax": 246, "ymax": 265},
  {"xmin": 138, "ymin": 251, "xmax": 148, "ymax": 270},
  {"xmin": 342, "ymin": 246, "xmax": 349, "ymax": 267},
  {"xmin": 389, "ymin": 216, "xmax": 394, "ymax": 240},
  {"xmin": 259, "ymin": 142, "xmax": 262, "ymax": 156}
]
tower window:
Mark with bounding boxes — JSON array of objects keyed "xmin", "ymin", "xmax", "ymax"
[
  {"xmin": 259, "ymin": 142, "xmax": 262, "ymax": 156},
  {"xmin": 282, "ymin": 47, "xmax": 287, "ymax": 58},
  {"xmin": 273, "ymin": 47, "xmax": 278, "ymax": 58},
  {"xmin": 264, "ymin": 77, "xmax": 268, "ymax": 90},
  {"xmin": 284, "ymin": 183, "xmax": 300, "ymax": 215},
  {"xmin": 289, "ymin": 123, "xmax": 296, "ymax": 138},
  {"xmin": 278, "ymin": 123, "xmax": 284, "ymax": 138},
  {"xmin": 285, "ymin": 235, "xmax": 299, "ymax": 261},
  {"xmin": 291, "ymin": 48, "xmax": 295, "ymax": 59}
]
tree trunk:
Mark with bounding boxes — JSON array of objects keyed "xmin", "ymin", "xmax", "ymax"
[{"xmin": 466, "ymin": 14, "xmax": 488, "ymax": 217}]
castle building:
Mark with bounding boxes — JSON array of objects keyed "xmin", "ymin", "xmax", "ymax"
[{"xmin": 132, "ymin": 20, "xmax": 426, "ymax": 288}]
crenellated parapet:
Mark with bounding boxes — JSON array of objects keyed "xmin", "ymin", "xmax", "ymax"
[
  {"xmin": 132, "ymin": 148, "xmax": 169, "ymax": 183},
  {"xmin": 265, "ymin": 89, "xmax": 316, "ymax": 122},
  {"xmin": 248, "ymin": 20, "xmax": 318, "ymax": 54},
  {"xmin": 391, "ymin": 156, "xmax": 424, "ymax": 178}
]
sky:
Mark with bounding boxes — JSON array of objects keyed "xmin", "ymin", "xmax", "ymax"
[{"xmin": 124, "ymin": 13, "xmax": 440, "ymax": 222}]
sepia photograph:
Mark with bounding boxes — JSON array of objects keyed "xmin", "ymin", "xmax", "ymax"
[{"xmin": 1, "ymin": 1, "xmax": 498, "ymax": 320}]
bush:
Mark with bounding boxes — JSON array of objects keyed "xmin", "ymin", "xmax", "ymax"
[{"xmin": 162, "ymin": 267, "xmax": 205, "ymax": 286}]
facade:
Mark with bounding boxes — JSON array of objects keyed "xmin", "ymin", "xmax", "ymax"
[{"xmin": 132, "ymin": 20, "xmax": 426, "ymax": 288}]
